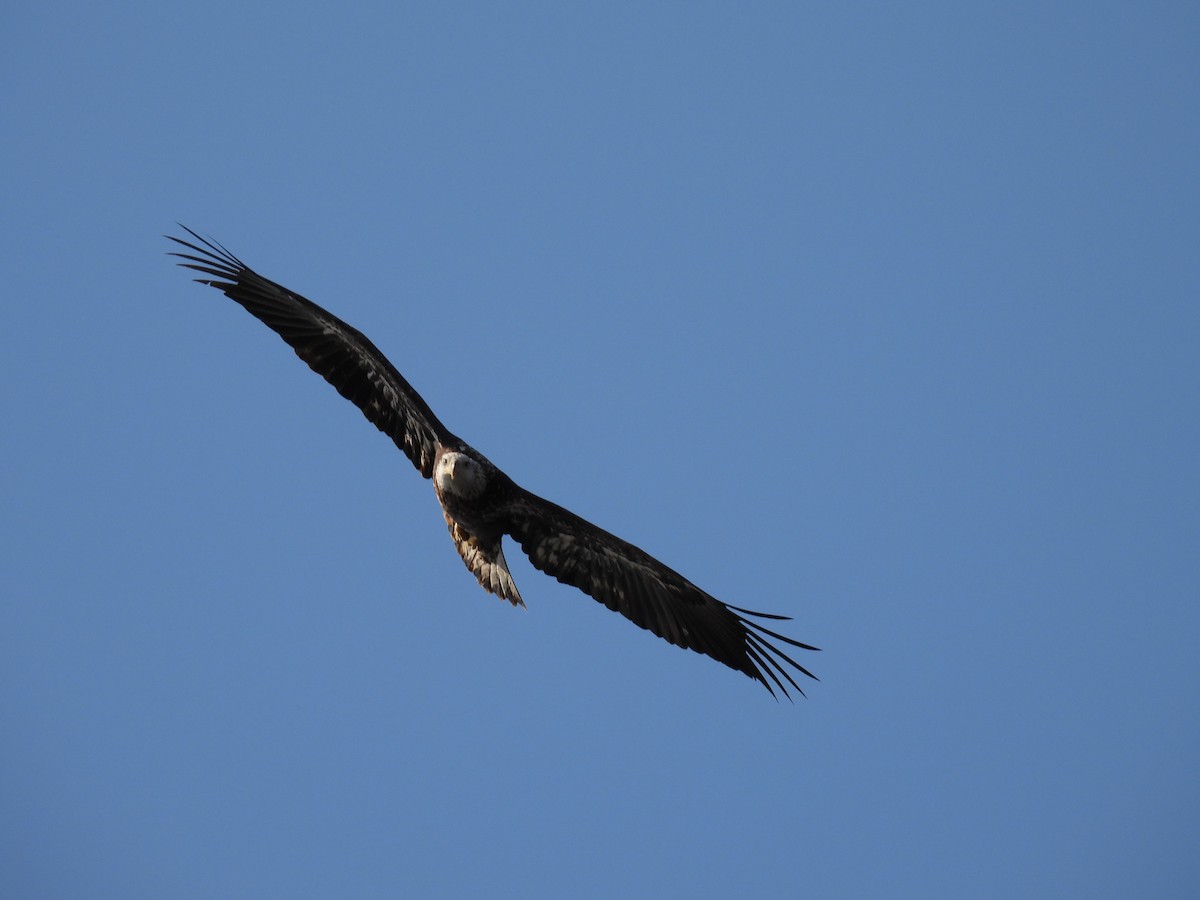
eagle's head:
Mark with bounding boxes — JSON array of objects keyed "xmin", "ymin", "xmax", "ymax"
[{"xmin": 435, "ymin": 451, "xmax": 486, "ymax": 499}]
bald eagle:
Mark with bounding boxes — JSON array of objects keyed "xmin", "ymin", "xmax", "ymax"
[{"xmin": 168, "ymin": 228, "xmax": 819, "ymax": 698}]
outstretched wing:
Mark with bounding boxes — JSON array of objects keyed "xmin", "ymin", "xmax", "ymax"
[
  {"xmin": 505, "ymin": 489, "xmax": 819, "ymax": 698},
  {"xmin": 168, "ymin": 227, "xmax": 455, "ymax": 477}
]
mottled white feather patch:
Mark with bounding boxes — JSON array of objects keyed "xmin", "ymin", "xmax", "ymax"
[{"xmin": 444, "ymin": 514, "xmax": 523, "ymax": 607}]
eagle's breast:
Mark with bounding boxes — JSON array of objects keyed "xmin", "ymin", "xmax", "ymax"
[{"xmin": 434, "ymin": 448, "xmax": 511, "ymax": 537}]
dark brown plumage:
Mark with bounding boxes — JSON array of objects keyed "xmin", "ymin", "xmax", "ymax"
[{"xmin": 168, "ymin": 227, "xmax": 819, "ymax": 698}]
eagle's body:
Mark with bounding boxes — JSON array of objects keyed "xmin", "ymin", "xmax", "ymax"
[
  {"xmin": 169, "ymin": 228, "xmax": 819, "ymax": 698},
  {"xmin": 435, "ymin": 448, "xmax": 525, "ymax": 605}
]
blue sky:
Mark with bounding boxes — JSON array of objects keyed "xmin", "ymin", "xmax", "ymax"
[{"xmin": 2, "ymin": 3, "xmax": 1197, "ymax": 897}]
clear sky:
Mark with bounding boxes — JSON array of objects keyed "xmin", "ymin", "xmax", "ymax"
[{"xmin": 2, "ymin": 3, "xmax": 1197, "ymax": 897}]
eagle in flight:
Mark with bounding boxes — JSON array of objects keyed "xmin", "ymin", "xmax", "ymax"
[{"xmin": 168, "ymin": 228, "xmax": 819, "ymax": 698}]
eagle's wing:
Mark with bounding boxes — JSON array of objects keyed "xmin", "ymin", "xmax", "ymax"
[
  {"xmin": 168, "ymin": 227, "xmax": 454, "ymax": 477},
  {"xmin": 505, "ymin": 489, "xmax": 819, "ymax": 698}
]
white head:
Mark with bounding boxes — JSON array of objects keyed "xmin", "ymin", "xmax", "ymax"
[{"xmin": 435, "ymin": 451, "xmax": 486, "ymax": 499}]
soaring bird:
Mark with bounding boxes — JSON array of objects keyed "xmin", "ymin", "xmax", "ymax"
[{"xmin": 168, "ymin": 228, "xmax": 819, "ymax": 698}]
